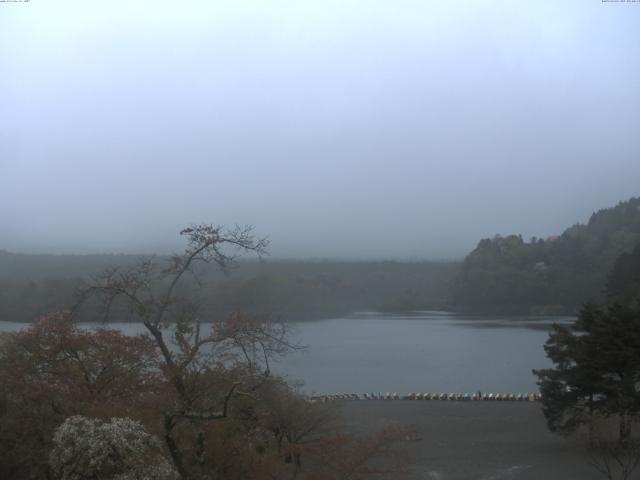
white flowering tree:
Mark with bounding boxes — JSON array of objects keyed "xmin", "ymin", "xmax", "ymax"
[{"xmin": 50, "ymin": 416, "xmax": 179, "ymax": 480}]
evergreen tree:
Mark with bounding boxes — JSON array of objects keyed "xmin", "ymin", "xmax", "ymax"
[{"xmin": 534, "ymin": 304, "xmax": 640, "ymax": 442}]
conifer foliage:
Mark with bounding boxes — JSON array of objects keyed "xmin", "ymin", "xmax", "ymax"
[{"xmin": 534, "ymin": 304, "xmax": 640, "ymax": 442}]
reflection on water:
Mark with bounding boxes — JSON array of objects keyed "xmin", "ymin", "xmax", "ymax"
[{"xmin": 0, "ymin": 311, "xmax": 573, "ymax": 395}]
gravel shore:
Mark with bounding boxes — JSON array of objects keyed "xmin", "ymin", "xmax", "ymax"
[{"xmin": 341, "ymin": 401, "xmax": 601, "ymax": 480}]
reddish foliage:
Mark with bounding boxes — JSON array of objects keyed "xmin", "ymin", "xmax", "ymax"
[
  {"xmin": 1, "ymin": 311, "xmax": 160, "ymax": 407},
  {"xmin": 0, "ymin": 311, "xmax": 163, "ymax": 479}
]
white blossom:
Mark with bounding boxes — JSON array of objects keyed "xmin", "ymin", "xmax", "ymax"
[{"xmin": 50, "ymin": 416, "xmax": 179, "ymax": 480}]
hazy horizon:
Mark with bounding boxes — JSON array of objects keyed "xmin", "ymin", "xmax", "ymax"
[
  {"xmin": 0, "ymin": 196, "xmax": 637, "ymax": 261},
  {"xmin": 2, "ymin": 1, "xmax": 639, "ymax": 258}
]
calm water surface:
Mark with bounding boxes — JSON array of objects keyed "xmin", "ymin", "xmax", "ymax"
[{"xmin": 0, "ymin": 311, "xmax": 572, "ymax": 394}]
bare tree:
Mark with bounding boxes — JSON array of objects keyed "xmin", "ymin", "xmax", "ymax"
[
  {"xmin": 588, "ymin": 438, "xmax": 640, "ymax": 480},
  {"xmin": 586, "ymin": 416, "xmax": 640, "ymax": 480},
  {"xmin": 76, "ymin": 224, "xmax": 298, "ymax": 479}
]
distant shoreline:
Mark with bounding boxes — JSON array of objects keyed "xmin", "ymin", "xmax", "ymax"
[{"xmin": 0, "ymin": 307, "xmax": 577, "ymax": 325}]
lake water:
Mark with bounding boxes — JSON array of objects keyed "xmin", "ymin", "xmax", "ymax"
[{"xmin": 0, "ymin": 311, "xmax": 572, "ymax": 395}]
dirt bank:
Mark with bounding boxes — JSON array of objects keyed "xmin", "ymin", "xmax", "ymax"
[{"xmin": 341, "ymin": 401, "xmax": 601, "ymax": 480}]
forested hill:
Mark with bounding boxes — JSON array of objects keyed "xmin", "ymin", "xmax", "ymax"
[
  {"xmin": 452, "ymin": 197, "xmax": 640, "ymax": 313},
  {"xmin": 606, "ymin": 242, "xmax": 640, "ymax": 307},
  {"xmin": 0, "ymin": 253, "xmax": 458, "ymax": 322}
]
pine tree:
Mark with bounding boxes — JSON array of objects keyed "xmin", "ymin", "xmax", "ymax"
[{"xmin": 534, "ymin": 304, "xmax": 640, "ymax": 442}]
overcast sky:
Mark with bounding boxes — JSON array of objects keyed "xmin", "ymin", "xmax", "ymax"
[{"xmin": 1, "ymin": 0, "xmax": 639, "ymax": 258}]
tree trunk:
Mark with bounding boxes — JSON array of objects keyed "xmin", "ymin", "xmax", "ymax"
[{"xmin": 619, "ymin": 413, "xmax": 631, "ymax": 445}]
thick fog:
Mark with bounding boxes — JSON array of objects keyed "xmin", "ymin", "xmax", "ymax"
[{"xmin": 1, "ymin": 1, "xmax": 639, "ymax": 258}]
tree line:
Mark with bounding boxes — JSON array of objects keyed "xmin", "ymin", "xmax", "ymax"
[
  {"xmin": 2, "ymin": 197, "xmax": 640, "ymax": 324},
  {"xmin": 0, "ymin": 251, "xmax": 457, "ymax": 323}
]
